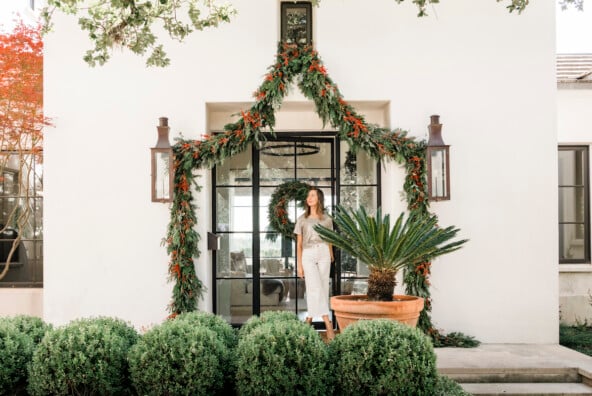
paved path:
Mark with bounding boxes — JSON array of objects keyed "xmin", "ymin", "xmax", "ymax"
[{"xmin": 436, "ymin": 344, "xmax": 592, "ymax": 375}]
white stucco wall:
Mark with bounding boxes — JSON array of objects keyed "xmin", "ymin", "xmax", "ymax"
[
  {"xmin": 557, "ymin": 86, "xmax": 592, "ymax": 324},
  {"xmin": 42, "ymin": 0, "xmax": 557, "ymax": 342}
]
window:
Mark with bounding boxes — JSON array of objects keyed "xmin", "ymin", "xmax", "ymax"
[
  {"xmin": 559, "ymin": 146, "xmax": 590, "ymax": 263},
  {"xmin": 0, "ymin": 151, "xmax": 43, "ymax": 286},
  {"xmin": 281, "ymin": 2, "xmax": 312, "ymax": 45}
]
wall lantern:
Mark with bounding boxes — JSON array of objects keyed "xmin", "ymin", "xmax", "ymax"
[
  {"xmin": 151, "ymin": 117, "xmax": 174, "ymax": 203},
  {"xmin": 426, "ymin": 115, "xmax": 450, "ymax": 201}
]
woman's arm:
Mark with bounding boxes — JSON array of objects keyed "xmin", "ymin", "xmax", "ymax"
[{"xmin": 297, "ymin": 234, "xmax": 304, "ymax": 278}]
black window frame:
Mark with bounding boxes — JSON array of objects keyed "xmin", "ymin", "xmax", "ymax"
[
  {"xmin": 559, "ymin": 145, "xmax": 590, "ymax": 264},
  {"xmin": 0, "ymin": 150, "xmax": 43, "ymax": 287},
  {"xmin": 280, "ymin": 1, "xmax": 313, "ymax": 45}
]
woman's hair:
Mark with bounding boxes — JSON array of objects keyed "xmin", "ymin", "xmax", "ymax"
[{"xmin": 305, "ymin": 187, "xmax": 325, "ymax": 218}]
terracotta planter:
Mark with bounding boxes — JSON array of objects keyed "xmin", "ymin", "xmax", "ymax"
[{"xmin": 330, "ymin": 294, "xmax": 424, "ymax": 330}]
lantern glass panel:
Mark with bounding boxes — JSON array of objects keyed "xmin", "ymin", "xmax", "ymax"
[
  {"xmin": 429, "ymin": 147, "xmax": 448, "ymax": 199},
  {"xmin": 153, "ymin": 149, "xmax": 172, "ymax": 201}
]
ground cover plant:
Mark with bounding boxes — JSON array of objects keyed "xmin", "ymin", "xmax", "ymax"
[{"xmin": 560, "ymin": 323, "xmax": 592, "ymax": 356}]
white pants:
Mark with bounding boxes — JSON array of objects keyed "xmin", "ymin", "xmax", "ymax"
[{"xmin": 301, "ymin": 243, "xmax": 331, "ymax": 318}]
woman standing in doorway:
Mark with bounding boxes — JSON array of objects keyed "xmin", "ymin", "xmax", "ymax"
[{"xmin": 294, "ymin": 187, "xmax": 335, "ymax": 339}]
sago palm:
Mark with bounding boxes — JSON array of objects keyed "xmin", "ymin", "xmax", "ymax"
[{"xmin": 314, "ymin": 206, "xmax": 468, "ymax": 301}]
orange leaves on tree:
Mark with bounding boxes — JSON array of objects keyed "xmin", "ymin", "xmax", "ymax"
[{"xmin": 0, "ymin": 22, "xmax": 50, "ymax": 157}]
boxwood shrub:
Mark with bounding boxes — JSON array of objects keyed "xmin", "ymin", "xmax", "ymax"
[
  {"xmin": 128, "ymin": 318, "xmax": 229, "ymax": 395},
  {"xmin": 238, "ymin": 310, "xmax": 300, "ymax": 338},
  {"xmin": 434, "ymin": 375, "xmax": 471, "ymax": 395},
  {"xmin": 174, "ymin": 311, "xmax": 238, "ymax": 390},
  {"xmin": 0, "ymin": 321, "xmax": 34, "ymax": 394},
  {"xmin": 27, "ymin": 316, "xmax": 138, "ymax": 396},
  {"xmin": 175, "ymin": 311, "xmax": 237, "ymax": 349},
  {"xmin": 235, "ymin": 319, "xmax": 331, "ymax": 396},
  {"xmin": 328, "ymin": 319, "xmax": 437, "ymax": 396},
  {"xmin": 1, "ymin": 315, "xmax": 52, "ymax": 344}
]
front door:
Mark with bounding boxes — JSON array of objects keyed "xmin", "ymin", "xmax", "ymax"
[{"xmin": 213, "ymin": 133, "xmax": 379, "ymax": 326}]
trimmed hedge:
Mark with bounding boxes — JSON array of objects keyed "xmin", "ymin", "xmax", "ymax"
[
  {"xmin": 434, "ymin": 375, "xmax": 471, "ymax": 395},
  {"xmin": 0, "ymin": 315, "xmax": 51, "ymax": 395},
  {"xmin": 235, "ymin": 319, "xmax": 331, "ymax": 395},
  {"xmin": 175, "ymin": 311, "xmax": 237, "ymax": 349},
  {"xmin": 27, "ymin": 316, "xmax": 138, "ymax": 396},
  {"xmin": 238, "ymin": 310, "xmax": 300, "ymax": 338},
  {"xmin": 329, "ymin": 319, "xmax": 438, "ymax": 396},
  {"xmin": 0, "ymin": 321, "xmax": 34, "ymax": 394},
  {"xmin": 1, "ymin": 315, "xmax": 52, "ymax": 344},
  {"xmin": 128, "ymin": 318, "xmax": 229, "ymax": 395}
]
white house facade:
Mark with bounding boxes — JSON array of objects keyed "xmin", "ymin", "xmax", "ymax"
[
  {"xmin": 557, "ymin": 53, "xmax": 592, "ymax": 325},
  {"xmin": 0, "ymin": 0, "xmax": 559, "ymax": 343}
]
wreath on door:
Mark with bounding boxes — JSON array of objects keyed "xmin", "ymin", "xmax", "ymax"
[{"xmin": 266, "ymin": 181, "xmax": 310, "ymax": 241}]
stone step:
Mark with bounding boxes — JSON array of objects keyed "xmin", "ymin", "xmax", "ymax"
[
  {"xmin": 440, "ymin": 368, "xmax": 581, "ymax": 383},
  {"xmin": 460, "ymin": 382, "xmax": 592, "ymax": 395}
]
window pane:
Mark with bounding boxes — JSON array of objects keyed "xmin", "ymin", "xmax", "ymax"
[
  {"xmin": 216, "ymin": 233, "xmax": 253, "ymax": 276},
  {"xmin": 559, "ymin": 186, "xmax": 586, "ymax": 222},
  {"xmin": 297, "ymin": 142, "xmax": 331, "ymax": 185},
  {"xmin": 341, "ymin": 147, "xmax": 377, "ymax": 185},
  {"xmin": 260, "ymin": 235, "xmax": 283, "ymax": 263},
  {"xmin": 260, "ymin": 278, "xmax": 286, "ymax": 306},
  {"xmin": 259, "ymin": 142, "xmax": 295, "ymax": 185},
  {"xmin": 559, "ymin": 149, "xmax": 586, "ymax": 185},
  {"xmin": 558, "ymin": 146, "xmax": 589, "ymax": 263},
  {"xmin": 259, "ymin": 186, "xmax": 299, "ymax": 233},
  {"xmin": 216, "ymin": 187, "xmax": 252, "ymax": 232},
  {"xmin": 560, "ymin": 224, "xmax": 586, "ymax": 260},
  {"xmin": 216, "ymin": 147, "xmax": 252, "ymax": 185},
  {"xmin": 0, "ymin": 151, "xmax": 43, "ymax": 285},
  {"xmin": 216, "ymin": 279, "xmax": 253, "ymax": 324},
  {"xmin": 340, "ymin": 186, "xmax": 377, "ymax": 214}
]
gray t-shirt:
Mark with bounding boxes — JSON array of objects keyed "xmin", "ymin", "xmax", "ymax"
[{"xmin": 294, "ymin": 213, "xmax": 333, "ymax": 249}]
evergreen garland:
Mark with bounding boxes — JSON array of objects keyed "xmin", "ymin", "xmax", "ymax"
[{"xmin": 165, "ymin": 42, "xmax": 447, "ymax": 341}]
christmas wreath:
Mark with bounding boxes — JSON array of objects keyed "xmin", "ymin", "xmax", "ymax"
[{"xmin": 267, "ymin": 181, "xmax": 310, "ymax": 241}]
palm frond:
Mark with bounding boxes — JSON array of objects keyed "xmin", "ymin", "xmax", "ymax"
[{"xmin": 314, "ymin": 206, "xmax": 468, "ymax": 273}]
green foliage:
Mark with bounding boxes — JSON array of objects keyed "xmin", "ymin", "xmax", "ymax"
[
  {"xmin": 434, "ymin": 375, "xmax": 471, "ymax": 396},
  {"xmin": 175, "ymin": 311, "xmax": 238, "ymax": 349},
  {"xmin": 433, "ymin": 331, "xmax": 481, "ymax": 348},
  {"xmin": 0, "ymin": 315, "xmax": 52, "ymax": 344},
  {"xmin": 266, "ymin": 180, "xmax": 310, "ymax": 242},
  {"xmin": 560, "ymin": 324, "xmax": 592, "ymax": 356},
  {"xmin": 128, "ymin": 319, "xmax": 229, "ymax": 395},
  {"xmin": 315, "ymin": 206, "xmax": 468, "ymax": 273},
  {"xmin": 235, "ymin": 320, "xmax": 331, "ymax": 396},
  {"xmin": 0, "ymin": 321, "xmax": 34, "ymax": 394},
  {"xmin": 27, "ymin": 316, "xmax": 138, "ymax": 396},
  {"xmin": 42, "ymin": 0, "xmax": 237, "ymax": 67},
  {"xmin": 238, "ymin": 310, "xmax": 300, "ymax": 339},
  {"xmin": 173, "ymin": 310, "xmax": 238, "ymax": 389},
  {"xmin": 328, "ymin": 319, "xmax": 437, "ymax": 395}
]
